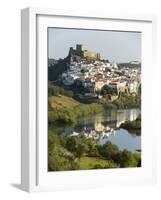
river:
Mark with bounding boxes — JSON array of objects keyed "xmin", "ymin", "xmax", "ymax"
[{"xmin": 59, "ymin": 109, "xmax": 141, "ymax": 152}]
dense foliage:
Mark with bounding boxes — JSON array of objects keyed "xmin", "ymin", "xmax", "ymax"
[
  {"xmin": 100, "ymin": 94, "xmax": 141, "ymax": 109},
  {"xmin": 120, "ymin": 117, "xmax": 141, "ymax": 130},
  {"xmin": 48, "ymin": 57, "xmax": 70, "ymax": 81},
  {"xmin": 48, "ymin": 82, "xmax": 73, "ymax": 97},
  {"xmin": 48, "ymin": 102, "xmax": 103, "ymax": 125},
  {"xmin": 112, "ymin": 95, "xmax": 141, "ymax": 109},
  {"xmin": 48, "ymin": 131, "xmax": 141, "ymax": 171}
]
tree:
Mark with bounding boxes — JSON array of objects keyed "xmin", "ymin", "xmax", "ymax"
[
  {"xmin": 48, "ymin": 131, "xmax": 79, "ymax": 171},
  {"xmin": 101, "ymin": 85, "xmax": 110, "ymax": 96},
  {"xmin": 48, "ymin": 56, "xmax": 70, "ymax": 81},
  {"xmin": 98, "ymin": 141, "xmax": 119, "ymax": 160},
  {"xmin": 48, "ymin": 82, "xmax": 73, "ymax": 97},
  {"xmin": 112, "ymin": 151, "xmax": 122, "ymax": 165},
  {"xmin": 86, "ymin": 140, "xmax": 99, "ymax": 157},
  {"xmin": 133, "ymin": 152, "xmax": 141, "ymax": 167},
  {"xmin": 65, "ymin": 137, "xmax": 78, "ymax": 153},
  {"xmin": 48, "ymin": 145, "xmax": 79, "ymax": 171},
  {"xmin": 119, "ymin": 149, "xmax": 133, "ymax": 168},
  {"xmin": 75, "ymin": 143, "xmax": 87, "ymax": 159}
]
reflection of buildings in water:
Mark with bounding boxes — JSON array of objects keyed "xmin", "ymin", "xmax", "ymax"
[
  {"xmin": 116, "ymin": 111, "xmax": 127, "ymax": 127},
  {"xmin": 116, "ymin": 109, "xmax": 140, "ymax": 127},
  {"xmin": 78, "ymin": 109, "xmax": 140, "ymax": 133},
  {"xmin": 62, "ymin": 109, "xmax": 141, "ymax": 142},
  {"xmin": 83, "ymin": 120, "xmax": 117, "ymax": 140},
  {"xmin": 109, "ymin": 122, "xmax": 117, "ymax": 128},
  {"xmin": 100, "ymin": 128, "xmax": 116, "ymax": 140},
  {"xmin": 94, "ymin": 121, "xmax": 117, "ymax": 132},
  {"xmin": 94, "ymin": 122, "xmax": 104, "ymax": 132},
  {"xmin": 107, "ymin": 109, "xmax": 117, "ymax": 122},
  {"xmin": 82, "ymin": 126, "xmax": 116, "ymax": 140},
  {"xmin": 129, "ymin": 110, "xmax": 140, "ymax": 121}
]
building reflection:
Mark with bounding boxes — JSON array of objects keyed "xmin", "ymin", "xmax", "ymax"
[{"xmin": 62, "ymin": 109, "xmax": 140, "ymax": 140}]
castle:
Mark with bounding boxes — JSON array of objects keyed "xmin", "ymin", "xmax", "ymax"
[{"xmin": 68, "ymin": 44, "xmax": 101, "ymax": 61}]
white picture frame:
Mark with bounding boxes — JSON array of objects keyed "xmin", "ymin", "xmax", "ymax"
[{"xmin": 21, "ymin": 7, "xmax": 157, "ymax": 192}]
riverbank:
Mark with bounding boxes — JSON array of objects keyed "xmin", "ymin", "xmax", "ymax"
[
  {"xmin": 48, "ymin": 94, "xmax": 141, "ymax": 126},
  {"xmin": 100, "ymin": 94, "xmax": 141, "ymax": 109},
  {"xmin": 48, "ymin": 95, "xmax": 104, "ymax": 125},
  {"xmin": 120, "ymin": 117, "xmax": 141, "ymax": 134}
]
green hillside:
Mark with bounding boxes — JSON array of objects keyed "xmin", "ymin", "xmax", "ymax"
[{"xmin": 49, "ymin": 95, "xmax": 80, "ymax": 110}]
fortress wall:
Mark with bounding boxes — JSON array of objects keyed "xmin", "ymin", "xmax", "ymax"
[{"xmin": 83, "ymin": 50, "xmax": 100, "ymax": 60}]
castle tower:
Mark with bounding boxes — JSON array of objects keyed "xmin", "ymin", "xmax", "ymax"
[
  {"xmin": 69, "ymin": 47, "xmax": 73, "ymax": 55},
  {"xmin": 76, "ymin": 44, "xmax": 82, "ymax": 52}
]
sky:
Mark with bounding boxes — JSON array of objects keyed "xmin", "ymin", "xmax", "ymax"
[{"xmin": 48, "ymin": 28, "xmax": 141, "ymax": 63}]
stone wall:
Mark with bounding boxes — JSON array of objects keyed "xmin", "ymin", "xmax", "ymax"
[{"xmin": 83, "ymin": 50, "xmax": 100, "ymax": 60}]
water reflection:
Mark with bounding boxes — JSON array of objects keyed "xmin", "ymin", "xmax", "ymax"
[
  {"xmin": 78, "ymin": 108, "xmax": 140, "ymax": 129},
  {"xmin": 60, "ymin": 109, "xmax": 141, "ymax": 152}
]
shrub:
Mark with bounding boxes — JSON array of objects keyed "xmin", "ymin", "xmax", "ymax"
[
  {"xmin": 48, "ymin": 146, "xmax": 79, "ymax": 171},
  {"xmin": 48, "ymin": 82, "xmax": 73, "ymax": 97},
  {"xmin": 65, "ymin": 137, "xmax": 78, "ymax": 153},
  {"xmin": 48, "ymin": 131, "xmax": 79, "ymax": 171},
  {"xmin": 119, "ymin": 149, "xmax": 134, "ymax": 168},
  {"xmin": 98, "ymin": 141, "xmax": 119, "ymax": 160}
]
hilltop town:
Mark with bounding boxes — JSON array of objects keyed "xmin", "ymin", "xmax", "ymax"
[{"xmin": 49, "ymin": 44, "xmax": 141, "ymax": 102}]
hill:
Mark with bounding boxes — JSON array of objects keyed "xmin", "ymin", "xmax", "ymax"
[
  {"xmin": 118, "ymin": 62, "xmax": 141, "ymax": 68},
  {"xmin": 48, "ymin": 56, "xmax": 70, "ymax": 81},
  {"xmin": 49, "ymin": 95, "xmax": 80, "ymax": 110}
]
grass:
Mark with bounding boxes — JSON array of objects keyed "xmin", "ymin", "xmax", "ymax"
[
  {"xmin": 48, "ymin": 95, "xmax": 104, "ymax": 125},
  {"xmin": 79, "ymin": 156, "xmax": 110, "ymax": 169},
  {"xmin": 49, "ymin": 95, "xmax": 80, "ymax": 110}
]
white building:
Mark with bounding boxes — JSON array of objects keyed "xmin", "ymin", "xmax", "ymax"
[{"xmin": 128, "ymin": 81, "xmax": 138, "ymax": 93}]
